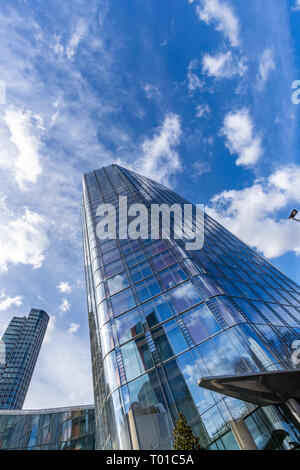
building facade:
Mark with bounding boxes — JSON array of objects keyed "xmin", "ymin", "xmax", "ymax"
[
  {"xmin": 81, "ymin": 164, "xmax": 300, "ymax": 450},
  {"xmin": 0, "ymin": 309, "xmax": 49, "ymax": 410},
  {"xmin": 0, "ymin": 405, "xmax": 95, "ymax": 450}
]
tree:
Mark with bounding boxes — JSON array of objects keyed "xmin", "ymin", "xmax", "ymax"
[{"xmin": 173, "ymin": 413, "xmax": 203, "ymax": 450}]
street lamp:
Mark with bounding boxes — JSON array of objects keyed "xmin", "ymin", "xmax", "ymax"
[{"xmin": 289, "ymin": 209, "xmax": 300, "ymax": 223}]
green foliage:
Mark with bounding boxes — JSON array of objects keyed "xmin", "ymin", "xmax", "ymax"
[{"xmin": 173, "ymin": 413, "xmax": 203, "ymax": 451}]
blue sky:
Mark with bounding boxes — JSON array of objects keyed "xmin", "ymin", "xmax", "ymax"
[{"xmin": 0, "ymin": 0, "xmax": 299, "ymax": 408}]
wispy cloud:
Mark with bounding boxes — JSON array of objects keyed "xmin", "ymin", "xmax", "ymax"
[
  {"xmin": 0, "ymin": 198, "xmax": 49, "ymax": 272},
  {"xmin": 0, "ymin": 290, "xmax": 22, "ymax": 311},
  {"xmin": 195, "ymin": 0, "xmax": 240, "ymax": 47},
  {"xmin": 255, "ymin": 48, "xmax": 275, "ymax": 91},
  {"xmin": 202, "ymin": 51, "xmax": 247, "ymax": 79},
  {"xmin": 220, "ymin": 108, "xmax": 263, "ymax": 167},
  {"xmin": 68, "ymin": 323, "xmax": 80, "ymax": 334},
  {"xmin": 137, "ymin": 113, "xmax": 182, "ymax": 186},
  {"xmin": 292, "ymin": 0, "xmax": 300, "ymax": 11},
  {"xmin": 208, "ymin": 165, "xmax": 300, "ymax": 258},
  {"xmin": 1, "ymin": 108, "xmax": 43, "ymax": 190},
  {"xmin": 187, "ymin": 60, "xmax": 204, "ymax": 91},
  {"xmin": 53, "ymin": 19, "xmax": 88, "ymax": 59},
  {"xmin": 195, "ymin": 103, "xmax": 210, "ymax": 118},
  {"xmin": 191, "ymin": 160, "xmax": 211, "ymax": 178},
  {"xmin": 57, "ymin": 282, "xmax": 72, "ymax": 294},
  {"xmin": 59, "ymin": 298, "xmax": 71, "ymax": 315}
]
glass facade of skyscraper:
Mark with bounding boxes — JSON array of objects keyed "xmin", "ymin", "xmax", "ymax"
[
  {"xmin": 0, "ymin": 309, "xmax": 49, "ymax": 410},
  {"xmin": 0, "ymin": 405, "xmax": 95, "ymax": 450},
  {"xmin": 82, "ymin": 164, "xmax": 300, "ymax": 450}
]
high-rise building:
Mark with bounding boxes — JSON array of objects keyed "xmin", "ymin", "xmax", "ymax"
[
  {"xmin": 0, "ymin": 309, "xmax": 49, "ymax": 410},
  {"xmin": 0, "ymin": 405, "xmax": 95, "ymax": 450},
  {"xmin": 82, "ymin": 164, "xmax": 300, "ymax": 450}
]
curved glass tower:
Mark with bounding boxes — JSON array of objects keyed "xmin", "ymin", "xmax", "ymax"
[{"xmin": 82, "ymin": 164, "xmax": 300, "ymax": 450}]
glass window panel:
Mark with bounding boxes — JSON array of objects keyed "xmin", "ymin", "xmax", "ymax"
[
  {"xmin": 100, "ymin": 323, "xmax": 114, "ymax": 356},
  {"xmin": 101, "ymin": 239, "xmax": 117, "ymax": 254},
  {"xmin": 125, "ymin": 249, "xmax": 146, "ymax": 267},
  {"xmin": 198, "ymin": 339, "xmax": 231, "ymax": 376},
  {"xmin": 102, "ymin": 248, "xmax": 120, "ymax": 265},
  {"xmin": 234, "ymin": 298, "xmax": 266, "ymax": 324},
  {"xmin": 160, "ymin": 264, "xmax": 187, "ymax": 289},
  {"xmin": 107, "ymin": 272, "xmax": 129, "ymax": 295},
  {"xmin": 254, "ymin": 324, "xmax": 293, "ymax": 365},
  {"xmin": 127, "ymin": 372, "xmax": 173, "ymax": 449},
  {"xmin": 121, "ymin": 336, "xmax": 153, "ymax": 382},
  {"xmin": 169, "ymin": 281, "xmax": 202, "ymax": 314},
  {"xmin": 182, "ymin": 304, "xmax": 222, "ymax": 344},
  {"xmin": 234, "ymin": 281, "xmax": 259, "ymax": 300},
  {"xmin": 151, "ymin": 326, "xmax": 174, "ymax": 362},
  {"xmin": 146, "ymin": 240, "xmax": 168, "ymax": 257},
  {"xmin": 151, "ymin": 251, "xmax": 176, "ymax": 272},
  {"xmin": 143, "ymin": 295, "xmax": 173, "ymax": 327},
  {"xmin": 251, "ymin": 284, "xmax": 276, "ymax": 302},
  {"xmin": 215, "ymin": 277, "xmax": 243, "ymax": 297},
  {"xmin": 283, "ymin": 305, "xmax": 300, "ymax": 324},
  {"xmin": 136, "ymin": 276, "xmax": 161, "ymax": 303},
  {"xmin": 269, "ymin": 304, "xmax": 299, "ymax": 328},
  {"xmin": 111, "ymin": 288, "xmax": 136, "ymax": 316},
  {"xmin": 129, "ymin": 261, "xmax": 152, "ymax": 283},
  {"xmin": 163, "ymin": 359, "xmax": 199, "ymax": 423},
  {"xmin": 201, "ymin": 405, "xmax": 227, "ymax": 440},
  {"xmin": 105, "ymin": 258, "xmax": 124, "ymax": 279},
  {"xmin": 120, "ymin": 239, "xmax": 140, "ymax": 255},
  {"xmin": 251, "ymin": 301, "xmax": 285, "ymax": 326},
  {"xmin": 192, "ymin": 275, "xmax": 224, "ymax": 299},
  {"xmin": 163, "ymin": 319, "xmax": 188, "ymax": 355},
  {"xmin": 110, "ymin": 388, "xmax": 132, "ymax": 450},
  {"xmin": 176, "ymin": 351, "xmax": 216, "ymax": 414},
  {"xmin": 210, "ymin": 297, "xmax": 246, "ymax": 327},
  {"xmin": 230, "ymin": 325, "xmax": 279, "ymax": 371},
  {"xmin": 115, "ymin": 309, "xmax": 144, "ymax": 344},
  {"xmin": 97, "ymin": 300, "xmax": 109, "ymax": 327},
  {"xmin": 151, "ymin": 320, "xmax": 187, "ymax": 362},
  {"xmin": 103, "ymin": 351, "xmax": 120, "ymax": 393},
  {"xmin": 95, "ymin": 282, "xmax": 105, "ymax": 306}
]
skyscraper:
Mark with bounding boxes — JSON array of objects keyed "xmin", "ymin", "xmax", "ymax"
[
  {"xmin": 0, "ymin": 309, "xmax": 49, "ymax": 410},
  {"xmin": 82, "ymin": 164, "xmax": 300, "ymax": 450}
]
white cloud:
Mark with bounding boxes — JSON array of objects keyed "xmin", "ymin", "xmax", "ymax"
[
  {"xmin": 220, "ymin": 108, "xmax": 263, "ymax": 166},
  {"xmin": 68, "ymin": 323, "xmax": 80, "ymax": 334},
  {"xmin": 255, "ymin": 48, "xmax": 275, "ymax": 91},
  {"xmin": 54, "ymin": 20, "xmax": 88, "ymax": 59},
  {"xmin": 191, "ymin": 161, "xmax": 211, "ymax": 178},
  {"xmin": 142, "ymin": 83, "xmax": 161, "ymax": 100},
  {"xmin": 202, "ymin": 51, "xmax": 247, "ymax": 79},
  {"xmin": 1, "ymin": 108, "xmax": 43, "ymax": 190},
  {"xmin": 195, "ymin": 103, "xmax": 210, "ymax": 118},
  {"xmin": 137, "ymin": 113, "xmax": 182, "ymax": 186},
  {"xmin": 292, "ymin": 0, "xmax": 300, "ymax": 11},
  {"xmin": 0, "ymin": 199, "xmax": 49, "ymax": 272},
  {"xmin": 59, "ymin": 298, "xmax": 71, "ymax": 314},
  {"xmin": 207, "ymin": 165, "xmax": 300, "ymax": 259},
  {"xmin": 57, "ymin": 281, "xmax": 72, "ymax": 294},
  {"xmin": 66, "ymin": 20, "xmax": 88, "ymax": 59},
  {"xmin": 196, "ymin": 0, "xmax": 240, "ymax": 47},
  {"xmin": 43, "ymin": 315, "xmax": 56, "ymax": 345},
  {"xmin": 0, "ymin": 290, "xmax": 22, "ymax": 311},
  {"xmin": 187, "ymin": 60, "xmax": 204, "ymax": 91}
]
